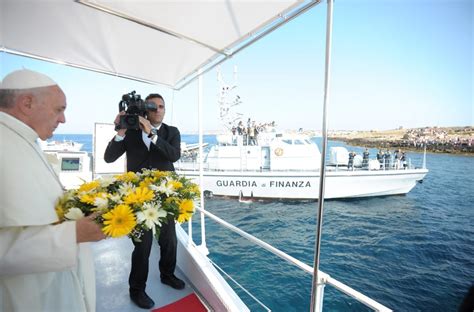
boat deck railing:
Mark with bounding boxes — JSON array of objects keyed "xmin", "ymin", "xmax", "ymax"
[
  {"xmin": 176, "ymin": 158, "xmax": 420, "ymax": 173},
  {"xmin": 190, "ymin": 206, "xmax": 392, "ymax": 312}
]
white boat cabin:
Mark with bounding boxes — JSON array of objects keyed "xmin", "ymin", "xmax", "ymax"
[{"xmin": 207, "ymin": 131, "xmax": 321, "ymax": 171}]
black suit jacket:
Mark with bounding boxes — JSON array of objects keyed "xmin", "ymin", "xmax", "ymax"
[{"xmin": 104, "ymin": 123, "xmax": 181, "ymax": 173}]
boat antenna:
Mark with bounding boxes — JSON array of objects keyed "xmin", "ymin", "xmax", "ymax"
[
  {"xmin": 217, "ymin": 66, "xmax": 242, "ymax": 131},
  {"xmin": 311, "ymin": 0, "xmax": 334, "ymax": 311}
]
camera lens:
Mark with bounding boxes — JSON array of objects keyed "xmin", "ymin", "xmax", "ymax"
[{"xmin": 119, "ymin": 114, "xmax": 140, "ymax": 130}]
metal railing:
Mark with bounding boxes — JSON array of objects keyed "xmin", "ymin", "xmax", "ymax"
[{"xmin": 192, "ymin": 206, "xmax": 392, "ymax": 312}]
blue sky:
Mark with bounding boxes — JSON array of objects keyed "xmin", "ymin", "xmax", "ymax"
[{"xmin": 1, "ymin": 0, "xmax": 472, "ymax": 134}]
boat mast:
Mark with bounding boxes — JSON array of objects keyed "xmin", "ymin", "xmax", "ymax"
[
  {"xmin": 217, "ymin": 66, "xmax": 242, "ymax": 131},
  {"xmin": 310, "ymin": 0, "xmax": 334, "ymax": 311}
]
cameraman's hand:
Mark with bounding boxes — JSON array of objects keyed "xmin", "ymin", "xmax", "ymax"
[
  {"xmin": 139, "ymin": 116, "xmax": 153, "ymax": 135},
  {"xmin": 114, "ymin": 111, "xmax": 127, "ymax": 137}
]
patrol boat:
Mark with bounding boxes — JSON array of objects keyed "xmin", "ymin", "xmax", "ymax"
[
  {"xmin": 4, "ymin": 0, "xmax": 395, "ymax": 311},
  {"xmin": 171, "ymin": 69, "xmax": 428, "ymax": 200}
]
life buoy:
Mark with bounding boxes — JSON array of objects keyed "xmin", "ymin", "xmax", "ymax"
[{"xmin": 274, "ymin": 147, "xmax": 284, "ymax": 156}]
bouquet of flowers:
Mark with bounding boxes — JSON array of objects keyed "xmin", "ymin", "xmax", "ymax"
[{"xmin": 55, "ymin": 169, "xmax": 200, "ymax": 241}]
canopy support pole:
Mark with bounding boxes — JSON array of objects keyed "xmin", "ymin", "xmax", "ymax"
[
  {"xmin": 310, "ymin": 0, "xmax": 334, "ymax": 311},
  {"xmin": 197, "ymin": 69, "xmax": 208, "ymax": 254}
]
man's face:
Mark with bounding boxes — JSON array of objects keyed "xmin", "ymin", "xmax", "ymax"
[
  {"xmin": 146, "ymin": 97, "xmax": 165, "ymax": 125},
  {"xmin": 30, "ymin": 86, "xmax": 67, "ymax": 140}
]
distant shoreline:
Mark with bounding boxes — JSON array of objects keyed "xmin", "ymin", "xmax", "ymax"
[
  {"xmin": 329, "ymin": 137, "xmax": 473, "ymax": 156},
  {"xmin": 54, "ymin": 126, "xmax": 474, "ymax": 156},
  {"xmin": 328, "ymin": 126, "xmax": 474, "ymax": 157}
]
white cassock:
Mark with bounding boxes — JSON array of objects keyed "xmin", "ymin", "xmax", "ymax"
[{"xmin": 0, "ymin": 112, "xmax": 96, "ymax": 312}]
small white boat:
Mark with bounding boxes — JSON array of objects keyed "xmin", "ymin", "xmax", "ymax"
[
  {"xmin": 39, "ymin": 139, "xmax": 83, "ymax": 152},
  {"xmin": 40, "ymin": 139, "xmax": 92, "ymax": 190}
]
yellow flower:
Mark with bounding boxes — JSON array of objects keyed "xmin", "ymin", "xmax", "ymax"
[
  {"xmin": 190, "ymin": 184, "xmax": 201, "ymax": 195},
  {"xmin": 80, "ymin": 193, "xmax": 96, "ymax": 205},
  {"xmin": 139, "ymin": 177, "xmax": 157, "ymax": 188},
  {"xmin": 165, "ymin": 196, "xmax": 178, "ymax": 205},
  {"xmin": 177, "ymin": 199, "xmax": 194, "ymax": 223},
  {"xmin": 102, "ymin": 204, "xmax": 136, "ymax": 237},
  {"xmin": 78, "ymin": 180, "xmax": 100, "ymax": 193},
  {"xmin": 55, "ymin": 204, "xmax": 65, "ymax": 220},
  {"xmin": 116, "ymin": 171, "xmax": 138, "ymax": 183},
  {"xmin": 168, "ymin": 180, "xmax": 183, "ymax": 190},
  {"xmin": 153, "ymin": 171, "xmax": 169, "ymax": 178},
  {"xmin": 55, "ymin": 192, "xmax": 72, "ymax": 220},
  {"xmin": 124, "ymin": 187, "xmax": 154, "ymax": 205}
]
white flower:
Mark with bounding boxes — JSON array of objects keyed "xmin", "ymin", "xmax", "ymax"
[
  {"xmin": 136, "ymin": 202, "xmax": 167, "ymax": 235},
  {"xmin": 118, "ymin": 182, "xmax": 134, "ymax": 196},
  {"xmin": 109, "ymin": 193, "xmax": 122, "ymax": 203},
  {"xmin": 139, "ymin": 168, "xmax": 153, "ymax": 177},
  {"xmin": 94, "ymin": 194, "xmax": 109, "ymax": 211},
  {"xmin": 65, "ymin": 207, "xmax": 85, "ymax": 220},
  {"xmin": 98, "ymin": 176, "xmax": 116, "ymax": 188},
  {"xmin": 150, "ymin": 180, "xmax": 176, "ymax": 197}
]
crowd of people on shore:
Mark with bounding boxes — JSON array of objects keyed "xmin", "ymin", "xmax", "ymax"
[
  {"xmin": 401, "ymin": 127, "xmax": 473, "ymax": 153},
  {"xmin": 332, "ymin": 127, "xmax": 474, "ymax": 155}
]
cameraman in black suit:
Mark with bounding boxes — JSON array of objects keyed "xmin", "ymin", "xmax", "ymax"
[{"xmin": 104, "ymin": 93, "xmax": 183, "ymax": 309}]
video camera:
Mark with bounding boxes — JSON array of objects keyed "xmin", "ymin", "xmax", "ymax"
[{"xmin": 116, "ymin": 91, "xmax": 157, "ymax": 130}]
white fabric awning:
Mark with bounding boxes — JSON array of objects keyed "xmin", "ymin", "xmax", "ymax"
[{"xmin": 1, "ymin": 0, "xmax": 319, "ymax": 89}]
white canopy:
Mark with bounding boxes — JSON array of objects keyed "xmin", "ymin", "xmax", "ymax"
[{"xmin": 1, "ymin": 0, "xmax": 319, "ymax": 89}]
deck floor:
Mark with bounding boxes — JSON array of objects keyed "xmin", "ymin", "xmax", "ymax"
[{"xmin": 92, "ymin": 237, "xmax": 194, "ymax": 311}]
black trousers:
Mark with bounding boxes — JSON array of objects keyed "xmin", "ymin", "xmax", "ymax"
[{"xmin": 129, "ymin": 216, "xmax": 177, "ymax": 293}]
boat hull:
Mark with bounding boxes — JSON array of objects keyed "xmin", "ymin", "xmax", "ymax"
[{"xmin": 176, "ymin": 168, "xmax": 428, "ymax": 200}]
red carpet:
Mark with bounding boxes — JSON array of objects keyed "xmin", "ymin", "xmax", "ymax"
[{"xmin": 152, "ymin": 293, "xmax": 207, "ymax": 312}]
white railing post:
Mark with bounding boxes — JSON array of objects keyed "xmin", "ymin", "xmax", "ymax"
[
  {"xmin": 197, "ymin": 68, "xmax": 208, "ymax": 254},
  {"xmin": 314, "ymin": 280, "xmax": 325, "ymax": 312}
]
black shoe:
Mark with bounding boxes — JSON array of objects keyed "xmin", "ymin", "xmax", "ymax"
[
  {"xmin": 130, "ymin": 291, "xmax": 155, "ymax": 309},
  {"xmin": 161, "ymin": 274, "xmax": 185, "ymax": 290}
]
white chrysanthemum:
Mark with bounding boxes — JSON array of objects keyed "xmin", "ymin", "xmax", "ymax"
[
  {"xmin": 109, "ymin": 193, "xmax": 122, "ymax": 203},
  {"xmin": 136, "ymin": 202, "xmax": 168, "ymax": 234},
  {"xmin": 94, "ymin": 194, "xmax": 109, "ymax": 211},
  {"xmin": 150, "ymin": 180, "xmax": 176, "ymax": 197},
  {"xmin": 65, "ymin": 207, "xmax": 85, "ymax": 220},
  {"xmin": 139, "ymin": 168, "xmax": 153, "ymax": 177},
  {"xmin": 118, "ymin": 182, "xmax": 135, "ymax": 196},
  {"xmin": 98, "ymin": 176, "xmax": 116, "ymax": 187}
]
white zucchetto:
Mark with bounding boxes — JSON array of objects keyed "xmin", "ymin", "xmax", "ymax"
[{"xmin": 0, "ymin": 69, "xmax": 57, "ymax": 90}]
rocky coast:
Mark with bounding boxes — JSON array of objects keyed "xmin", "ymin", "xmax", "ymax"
[{"xmin": 328, "ymin": 126, "xmax": 474, "ymax": 156}]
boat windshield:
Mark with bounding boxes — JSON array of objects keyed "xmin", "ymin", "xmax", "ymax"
[
  {"xmin": 282, "ymin": 138, "xmax": 309, "ymax": 145},
  {"xmin": 61, "ymin": 158, "xmax": 80, "ymax": 171}
]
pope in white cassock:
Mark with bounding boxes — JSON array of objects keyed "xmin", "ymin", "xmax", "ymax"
[{"xmin": 0, "ymin": 69, "xmax": 106, "ymax": 311}]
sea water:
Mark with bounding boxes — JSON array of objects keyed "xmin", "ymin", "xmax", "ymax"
[{"xmin": 52, "ymin": 133, "xmax": 474, "ymax": 311}]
